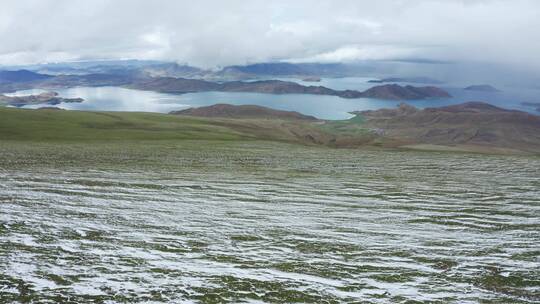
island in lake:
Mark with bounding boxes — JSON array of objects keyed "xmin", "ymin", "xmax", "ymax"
[
  {"xmin": 368, "ymin": 77, "xmax": 444, "ymax": 84},
  {"xmin": 301, "ymin": 76, "xmax": 321, "ymax": 82},
  {"xmin": 464, "ymin": 84, "xmax": 500, "ymax": 92},
  {"xmin": 0, "ymin": 91, "xmax": 83, "ymax": 107}
]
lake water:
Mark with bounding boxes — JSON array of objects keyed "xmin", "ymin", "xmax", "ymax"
[
  {"xmin": 0, "ymin": 141, "xmax": 539, "ymax": 303},
  {"xmin": 7, "ymin": 77, "xmax": 540, "ymax": 120}
]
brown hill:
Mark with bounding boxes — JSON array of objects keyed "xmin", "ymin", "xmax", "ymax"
[
  {"xmin": 355, "ymin": 102, "xmax": 540, "ymax": 153},
  {"xmin": 170, "ymin": 104, "xmax": 318, "ymax": 121}
]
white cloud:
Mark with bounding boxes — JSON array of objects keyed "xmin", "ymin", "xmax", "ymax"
[
  {"xmin": 0, "ymin": 0, "xmax": 538, "ymax": 71},
  {"xmin": 288, "ymin": 45, "xmax": 421, "ymax": 63}
]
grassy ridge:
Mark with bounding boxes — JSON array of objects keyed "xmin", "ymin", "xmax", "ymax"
[
  {"xmin": 0, "ymin": 107, "xmax": 372, "ymax": 146},
  {"xmin": 0, "ymin": 107, "xmax": 248, "ymax": 142}
]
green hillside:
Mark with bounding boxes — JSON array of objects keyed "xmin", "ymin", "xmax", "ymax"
[{"xmin": 0, "ymin": 107, "xmax": 248, "ymax": 142}]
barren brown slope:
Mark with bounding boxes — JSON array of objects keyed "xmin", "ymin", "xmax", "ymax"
[
  {"xmin": 355, "ymin": 102, "xmax": 540, "ymax": 153},
  {"xmin": 170, "ymin": 104, "xmax": 319, "ymax": 121}
]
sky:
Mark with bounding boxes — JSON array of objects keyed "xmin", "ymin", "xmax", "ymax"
[{"xmin": 0, "ymin": 0, "xmax": 539, "ymax": 71}]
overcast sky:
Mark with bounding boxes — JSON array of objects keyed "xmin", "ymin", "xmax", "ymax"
[{"xmin": 0, "ymin": 0, "xmax": 539, "ymax": 70}]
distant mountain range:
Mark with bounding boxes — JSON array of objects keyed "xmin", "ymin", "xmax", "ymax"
[
  {"xmin": 0, "ymin": 61, "xmax": 391, "ymax": 80},
  {"xmin": 0, "ymin": 69, "xmax": 452, "ymax": 100},
  {"xmin": 216, "ymin": 62, "xmax": 358, "ymax": 78},
  {"xmin": 4, "ymin": 59, "xmax": 540, "ymax": 90},
  {"xmin": 0, "ymin": 70, "xmax": 53, "ymax": 82},
  {"xmin": 0, "ymin": 70, "xmax": 136, "ymax": 92}
]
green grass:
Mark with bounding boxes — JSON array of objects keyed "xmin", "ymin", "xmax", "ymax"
[
  {"xmin": 0, "ymin": 107, "xmax": 373, "ymax": 147},
  {"xmin": 0, "ymin": 107, "xmax": 248, "ymax": 142},
  {"xmin": 316, "ymin": 114, "xmax": 371, "ymax": 137},
  {"xmin": 347, "ymin": 114, "xmax": 365, "ymax": 124},
  {"xmin": 0, "ymin": 108, "xmax": 389, "ymax": 154}
]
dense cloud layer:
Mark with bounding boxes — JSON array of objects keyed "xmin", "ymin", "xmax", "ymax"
[{"xmin": 0, "ymin": 0, "xmax": 539, "ymax": 70}]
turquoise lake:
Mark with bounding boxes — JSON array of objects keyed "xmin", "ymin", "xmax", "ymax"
[{"xmin": 7, "ymin": 77, "xmax": 540, "ymax": 120}]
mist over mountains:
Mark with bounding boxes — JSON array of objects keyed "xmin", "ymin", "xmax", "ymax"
[{"xmin": 3, "ymin": 59, "xmax": 539, "ymax": 88}]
